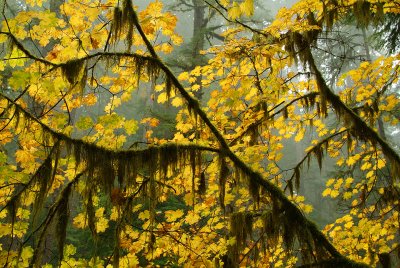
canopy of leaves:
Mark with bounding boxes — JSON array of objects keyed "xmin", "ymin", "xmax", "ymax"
[{"xmin": 0, "ymin": 0, "xmax": 399, "ymax": 267}]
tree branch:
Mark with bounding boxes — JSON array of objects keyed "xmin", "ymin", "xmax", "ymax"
[{"xmin": 129, "ymin": 5, "xmax": 367, "ymax": 267}]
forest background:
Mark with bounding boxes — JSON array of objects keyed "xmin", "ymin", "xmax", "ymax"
[{"xmin": 0, "ymin": 0, "xmax": 399, "ymax": 267}]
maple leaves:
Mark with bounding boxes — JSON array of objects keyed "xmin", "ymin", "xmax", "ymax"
[{"xmin": 0, "ymin": 0, "xmax": 399, "ymax": 267}]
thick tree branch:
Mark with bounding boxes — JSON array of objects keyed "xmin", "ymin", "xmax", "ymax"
[
  {"xmin": 0, "ymin": 92, "xmax": 220, "ymax": 155},
  {"xmin": 129, "ymin": 6, "xmax": 368, "ymax": 267},
  {"xmin": 302, "ymin": 42, "xmax": 400, "ymax": 180}
]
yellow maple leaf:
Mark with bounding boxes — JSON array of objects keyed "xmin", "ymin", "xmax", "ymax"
[
  {"xmin": 73, "ymin": 213, "xmax": 87, "ymax": 228},
  {"xmin": 377, "ymin": 159, "xmax": 386, "ymax": 169},
  {"xmin": 322, "ymin": 188, "xmax": 331, "ymax": 197},
  {"xmin": 165, "ymin": 209, "xmax": 184, "ymax": 222},
  {"xmin": 171, "ymin": 97, "xmax": 183, "ymax": 107},
  {"xmin": 96, "ymin": 217, "xmax": 109, "ymax": 233},
  {"xmin": 240, "ymin": 0, "xmax": 254, "ymax": 16},
  {"xmin": 228, "ymin": 2, "xmax": 241, "ymax": 19},
  {"xmin": 138, "ymin": 210, "xmax": 150, "ymax": 221},
  {"xmin": 294, "ymin": 129, "xmax": 305, "ymax": 142},
  {"xmin": 157, "ymin": 92, "xmax": 168, "ymax": 103}
]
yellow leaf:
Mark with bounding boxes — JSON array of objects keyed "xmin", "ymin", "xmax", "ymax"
[
  {"xmin": 110, "ymin": 207, "xmax": 119, "ymax": 221},
  {"xmin": 345, "ymin": 177, "xmax": 354, "ymax": 186},
  {"xmin": 73, "ymin": 213, "xmax": 87, "ymax": 229},
  {"xmin": 178, "ymin": 72, "xmax": 190, "ymax": 81},
  {"xmin": 240, "ymin": 0, "xmax": 254, "ymax": 16},
  {"xmin": 344, "ymin": 221, "xmax": 353, "ymax": 229},
  {"xmin": 21, "ymin": 246, "xmax": 33, "ymax": 262},
  {"xmin": 322, "ymin": 188, "xmax": 331, "ymax": 197},
  {"xmin": 138, "ymin": 210, "xmax": 150, "ymax": 220},
  {"xmin": 120, "ymin": 253, "xmax": 139, "ymax": 267},
  {"xmin": 366, "ymin": 170, "xmax": 374, "ymax": 178},
  {"xmin": 347, "ymin": 156, "xmax": 356, "ymax": 166},
  {"xmin": 294, "ymin": 130, "xmax": 304, "ymax": 142},
  {"xmin": 333, "ymin": 178, "xmax": 343, "ymax": 190},
  {"xmin": 165, "ymin": 209, "xmax": 184, "ymax": 222},
  {"xmin": 171, "ymin": 97, "xmax": 183, "ymax": 107},
  {"xmin": 228, "ymin": 2, "xmax": 241, "ymax": 19},
  {"xmin": 157, "ymin": 92, "xmax": 168, "ymax": 103},
  {"xmin": 377, "ymin": 159, "xmax": 386, "ymax": 169},
  {"xmin": 95, "ymin": 207, "xmax": 105, "ymax": 218},
  {"xmin": 343, "ymin": 192, "xmax": 353, "ymax": 200},
  {"xmin": 124, "ymin": 119, "xmax": 138, "ymax": 135},
  {"xmin": 64, "ymin": 244, "xmax": 76, "ymax": 257},
  {"xmin": 330, "ymin": 189, "xmax": 339, "ymax": 198},
  {"xmin": 185, "ymin": 211, "xmax": 200, "ymax": 225},
  {"xmin": 326, "ymin": 178, "xmax": 335, "ymax": 187},
  {"xmin": 15, "ymin": 150, "xmax": 36, "ymax": 169},
  {"xmin": 96, "ymin": 217, "xmax": 109, "ymax": 233},
  {"xmin": 302, "ymin": 204, "xmax": 313, "ymax": 213}
]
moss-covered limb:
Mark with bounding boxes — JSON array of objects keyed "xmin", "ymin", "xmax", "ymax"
[
  {"xmin": 229, "ymin": 92, "xmax": 319, "ymax": 146},
  {"xmin": 0, "ymin": 91, "xmax": 219, "ymax": 152},
  {"xmin": 28, "ymin": 171, "xmax": 83, "ymax": 267},
  {"xmin": 224, "ymin": 150, "xmax": 344, "ymax": 258},
  {"xmin": 302, "ymin": 43, "xmax": 400, "ymax": 181},
  {"xmin": 286, "ymin": 129, "xmax": 348, "ymax": 193},
  {"xmin": 0, "ymin": 31, "xmax": 162, "ymax": 87},
  {"xmin": 0, "ymin": 31, "xmax": 54, "ymax": 66},
  {"xmin": 128, "ymin": 7, "xmax": 367, "ymax": 267}
]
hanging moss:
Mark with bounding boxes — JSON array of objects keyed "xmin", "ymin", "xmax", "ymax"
[
  {"xmin": 322, "ymin": 1, "xmax": 338, "ymax": 30},
  {"xmin": 32, "ymin": 155, "xmax": 53, "ymax": 221},
  {"xmin": 86, "ymin": 191, "xmax": 98, "ymax": 243},
  {"xmin": 219, "ymin": 158, "xmax": 229, "ymax": 209},
  {"xmin": 165, "ymin": 75, "xmax": 174, "ymax": 101},
  {"xmin": 110, "ymin": 0, "xmax": 138, "ymax": 50},
  {"xmin": 122, "ymin": 0, "xmax": 136, "ymax": 50},
  {"xmin": 111, "ymin": 7, "xmax": 123, "ymax": 45},
  {"xmin": 229, "ymin": 212, "xmax": 253, "ymax": 263},
  {"xmin": 198, "ymin": 171, "xmax": 206, "ymax": 195},
  {"xmin": 61, "ymin": 59, "xmax": 86, "ymax": 86},
  {"xmin": 248, "ymin": 173, "xmax": 260, "ymax": 204},
  {"xmin": 55, "ymin": 182, "xmax": 72, "ymax": 264},
  {"xmin": 29, "ymin": 175, "xmax": 79, "ymax": 267},
  {"xmin": 353, "ymin": 0, "xmax": 371, "ymax": 27},
  {"xmin": 294, "ymin": 166, "xmax": 301, "ymax": 191}
]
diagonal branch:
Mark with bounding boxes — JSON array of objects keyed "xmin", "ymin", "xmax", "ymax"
[
  {"xmin": 301, "ymin": 40, "xmax": 400, "ymax": 181},
  {"xmin": 129, "ymin": 5, "xmax": 368, "ymax": 267}
]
